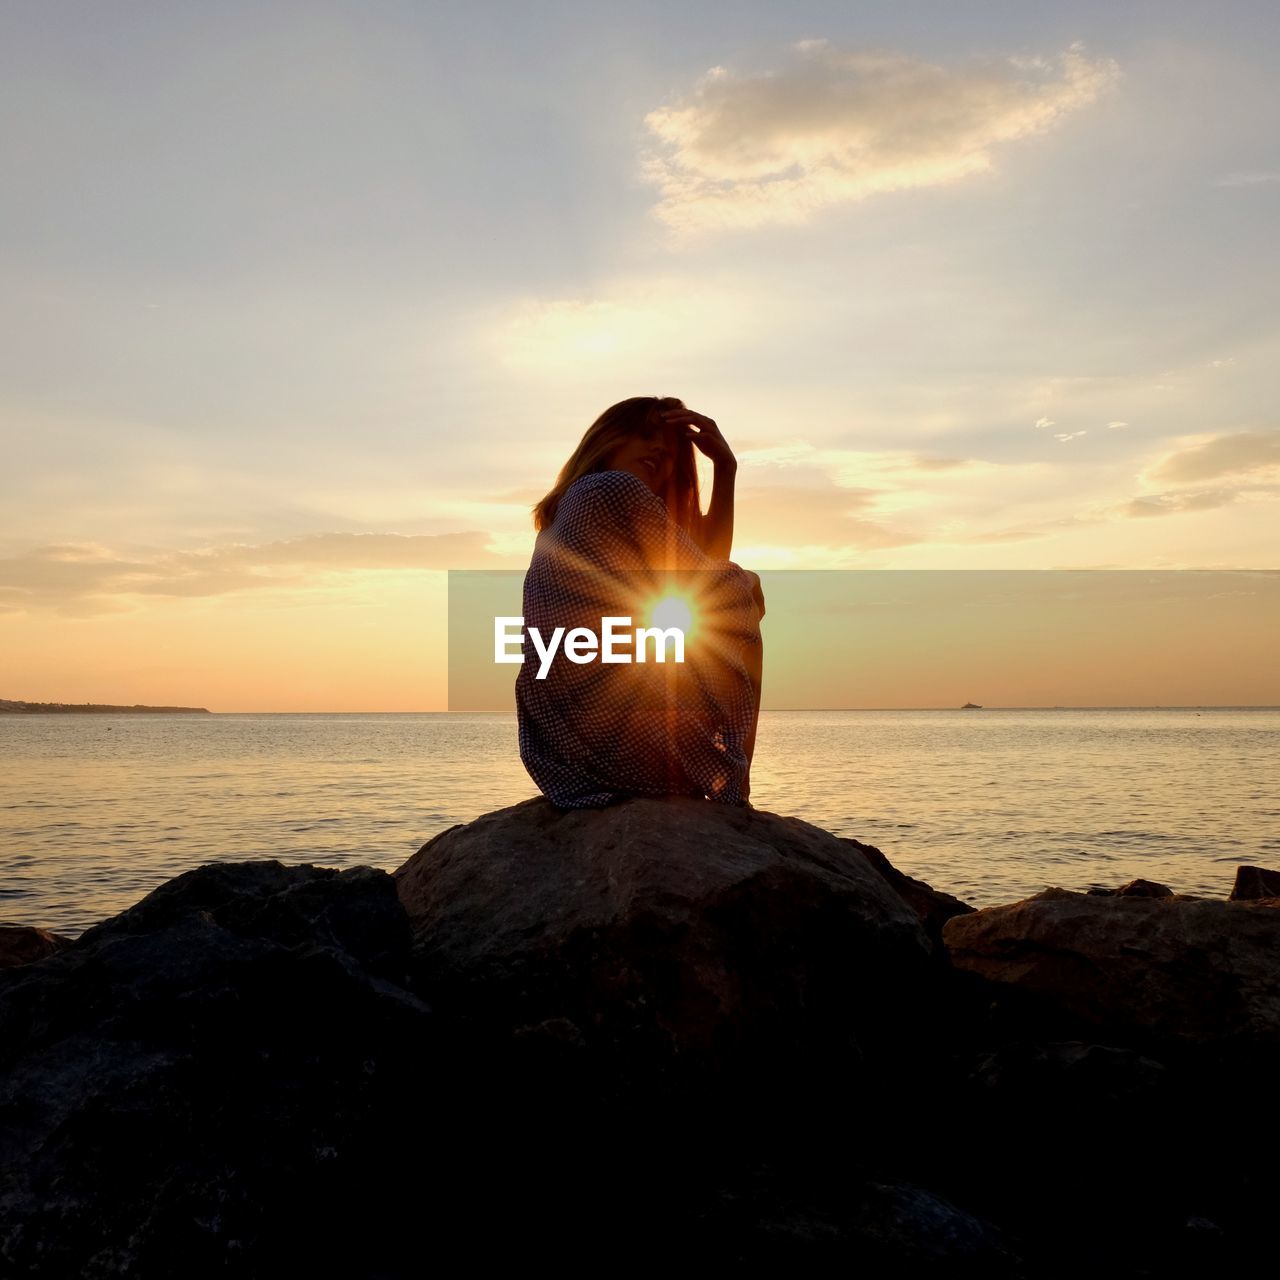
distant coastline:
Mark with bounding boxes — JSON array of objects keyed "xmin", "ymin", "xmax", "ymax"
[{"xmin": 0, "ymin": 699, "xmax": 211, "ymax": 715}]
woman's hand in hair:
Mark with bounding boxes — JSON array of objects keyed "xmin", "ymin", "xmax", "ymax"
[{"xmin": 660, "ymin": 407, "xmax": 736, "ymax": 471}]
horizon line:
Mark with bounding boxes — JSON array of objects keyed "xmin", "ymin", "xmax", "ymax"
[{"xmin": 201, "ymin": 703, "xmax": 1280, "ymax": 713}]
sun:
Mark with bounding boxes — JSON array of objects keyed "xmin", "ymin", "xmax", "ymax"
[
  {"xmin": 646, "ymin": 593, "xmax": 697, "ymax": 655},
  {"xmin": 649, "ymin": 593, "xmax": 693, "ymax": 633}
]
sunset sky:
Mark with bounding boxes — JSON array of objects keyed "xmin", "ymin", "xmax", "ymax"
[{"xmin": 2, "ymin": 2, "xmax": 1277, "ymax": 710}]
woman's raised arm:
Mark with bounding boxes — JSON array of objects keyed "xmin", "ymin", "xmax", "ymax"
[{"xmin": 659, "ymin": 406, "xmax": 737, "ymax": 560}]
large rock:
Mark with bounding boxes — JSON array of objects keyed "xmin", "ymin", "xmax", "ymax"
[
  {"xmin": 0, "ymin": 814, "xmax": 985, "ymax": 1277},
  {"xmin": 943, "ymin": 887, "xmax": 1280, "ymax": 1047},
  {"xmin": 393, "ymin": 796, "xmax": 940, "ymax": 1097},
  {"xmin": 690, "ymin": 1166, "xmax": 1021, "ymax": 1275},
  {"xmin": 1230, "ymin": 864, "xmax": 1280, "ymax": 900},
  {"xmin": 0, "ymin": 924, "xmax": 71, "ymax": 969},
  {"xmin": 951, "ymin": 1038, "xmax": 1238, "ymax": 1275},
  {"xmin": 21, "ymin": 800, "xmax": 1279, "ymax": 1275},
  {"xmin": 944, "ymin": 892, "xmax": 1280, "ymax": 1272},
  {"xmin": 0, "ymin": 861, "xmax": 435, "ymax": 1278},
  {"xmin": 844, "ymin": 839, "xmax": 975, "ymax": 943}
]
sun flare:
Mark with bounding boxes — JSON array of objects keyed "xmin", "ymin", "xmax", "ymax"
[{"xmin": 647, "ymin": 592, "xmax": 696, "ymax": 646}]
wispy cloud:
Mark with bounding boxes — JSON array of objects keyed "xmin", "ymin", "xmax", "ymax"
[
  {"xmin": 963, "ymin": 511, "xmax": 1103, "ymax": 544},
  {"xmin": 0, "ymin": 533, "xmax": 504, "ymax": 614},
  {"xmin": 908, "ymin": 454, "xmax": 971, "ymax": 471},
  {"xmin": 1212, "ymin": 171, "xmax": 1280, "ymax": 187},
  {"xmin": 1150, "ymin": 429, "xmax": 1280, "ymax": 483},
  {"xmin": 1123, "ymin": 490, "xmax": 1238, "ymax": 518},
  {"xmin": 737, "ymin": 481, "xmax": 916, "ymax": 551},
  {"xmin": 643, "ymin": 41, "xmax": 1119, "ymax": 234}
]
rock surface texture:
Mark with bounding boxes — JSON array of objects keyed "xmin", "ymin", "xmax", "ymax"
[
  {"xmin": 943, "ymin": 886, "xmax": 1280, "ymax": 1046},
  {"xmin": 1, "ymin": 805, "xmax": 1277, "ymax": 1278},
  {"xmin": 0, "ymin": 923, "xmax": 71, "ymax": 969},
  {"xmin": 394, "ymin": 796, "xmax": 945, "ymax": 1094},
  {"xmin": 1230, "ymin": 863, "xmax": 1280, "ymax": 899},
  {"xmin": 0, "ymin": 861, "xmax": 434, "ymax": 1276}
]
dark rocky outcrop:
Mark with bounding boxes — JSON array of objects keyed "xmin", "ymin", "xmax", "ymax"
[
  {"xmin": 942, "ymin": 886, "xmax": 1280, "ymax": 1047},
  {"xmin": 393, "ymin": 796, "xmax": 943, "ymax": 1101},
  {"xmin": 1116, "ymin": 880, "xmax": 1172, "ymax": 901},
  {"xmin": 1229, "ymin": 863, "xmax": 1280, "ymax": 900},
  {"xmin": 393, "ymin": 797, "xmax": 1012, "ymax": 1272},
  {"xmin": 845, "ymin": 837, "xmax": 976, "ymax": 942},
  {"xmin": 0, "ymin": 924, "xmax": 71, "ymax": 969},
  {"xmin": 0, "ymin": 861, "xmax": 437, "ymax": 1277},
  {"xmin": 2, "ymin": 801, "xmax": 1278, "ymax": 1276},
  {"xmin": 689, "ymin": 1165, "xmax": 1021, "ymax": 1275},
  {"xmin": 941, "ymin": 885, "xmax": 1280, "ymax": 1274},
  {"xmin": 1086, "ymin": 877, "xmax": 1174, "ymax": 897}
]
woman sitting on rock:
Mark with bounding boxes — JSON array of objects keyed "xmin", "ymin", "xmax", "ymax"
[{"xmin": 517, "ymin": 396, "xmax": 764, "ymax": 809}]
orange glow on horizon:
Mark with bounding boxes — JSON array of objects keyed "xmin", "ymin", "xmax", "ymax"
[{"xmin": 3, "ymin": 571, "xmax": 1278, "ymax": 712}]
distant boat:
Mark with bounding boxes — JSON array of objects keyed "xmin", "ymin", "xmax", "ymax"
[{"xmin": 960, "ymin": 702, "xmax": 982, "ymax": 709}]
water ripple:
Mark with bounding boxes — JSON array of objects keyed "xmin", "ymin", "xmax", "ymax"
[{"xmin": 2, "ymin": 708, "xmax": 1277, "ymax": 935}]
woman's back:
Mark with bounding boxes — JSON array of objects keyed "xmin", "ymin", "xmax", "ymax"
[{"xmin": 516, "ymin": 469, "xmax": 760, "ymax": 808}]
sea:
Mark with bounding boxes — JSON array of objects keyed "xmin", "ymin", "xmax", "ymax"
[{"xmin": 2, "ymin": 708, "xmax": 1278, "ymax": 938}]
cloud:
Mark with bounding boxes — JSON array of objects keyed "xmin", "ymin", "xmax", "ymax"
[
  {"xmin": 908, "ymin": 454, "xmax": 970, "ymax": 471},
  {"xmin": 1212, "ymin": 171, "xmax": 1280, "ymax": 187},
  {"xmin": 963, "ymin": 511, "xmax": 1102, "ymax": 543},
  {"xmin": 1107, "ymin": 421, "xmax": 1129, "ymax": 430},
  {"xmin": 0, "ymin": 533, "xmax": 504, "ymax": 614},
  {"xmin": 643, "ymin": 41, "xmax": 1119, "ymax": 234},
  {"xmin": 489, "ymin": 488, "xmax": 546, "ymax": 506},
  {"xmin": 218, "ymin": 533, "xmax": 500, "ymax": 571},
  {"xmin": 1053, "ymin": 430, "xmax": 1087, "ymax": 442},
  {"xmin": 1150, "ymin": 430, "xmax": 1280, "ymax": 483},
  {"xmin": 1123, "ymin": 491, "xmax": 1238, "ymax": 518},
  {"xmin": 737, "ymin": 481, "xmax": 916, "ymax": 551},
  {"xmin": 1035, "ymin": 417, "xmax": 1055, "ymax": 429},
  {"xmin": 737, "ymin": 442, "xmax": 824, "ymax": 468}
]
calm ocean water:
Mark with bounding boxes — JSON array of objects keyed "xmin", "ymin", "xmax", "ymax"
[{"xmin": 2, "ymin": 709, "xmax": 1277, "ymax": 937}]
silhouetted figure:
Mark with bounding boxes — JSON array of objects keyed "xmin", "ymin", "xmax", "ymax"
[{"xmin": 517, "ymin": 397, "xmax": 764, "ymax": 807}]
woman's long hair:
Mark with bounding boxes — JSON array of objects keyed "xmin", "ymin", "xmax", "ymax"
[{"xmin": 533, "ymin": 396, "xmax": 703, "ymax": 538}]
